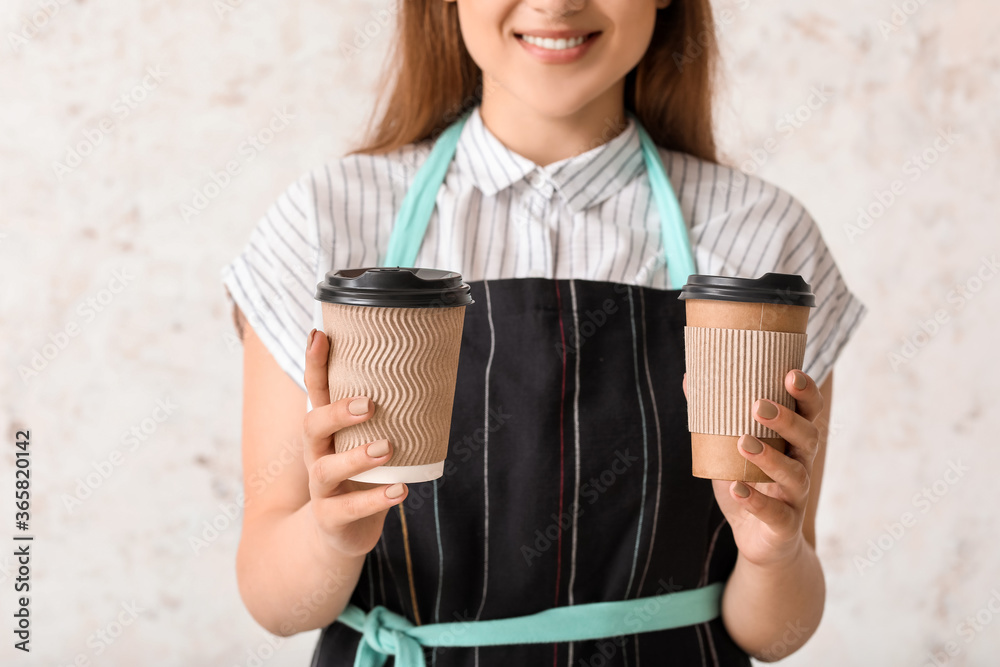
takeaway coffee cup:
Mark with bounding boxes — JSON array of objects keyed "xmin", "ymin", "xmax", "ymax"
[
  {"xmin": 314, "ymin": 267, "xmax": 474, "ymax": 484},
  {"xmin": 678, "ymin": 273, "xmax": 816, "ymax": 483}
]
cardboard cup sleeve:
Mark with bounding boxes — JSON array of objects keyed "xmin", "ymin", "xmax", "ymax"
[
  {"xmin": 322, "ymin": 301, "xmax": 466, "ymax": 473},
  {"xmin": 684, "ymin": 326, "xmax": 807, "ymax": 482}
]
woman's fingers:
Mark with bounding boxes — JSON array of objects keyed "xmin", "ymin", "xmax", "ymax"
[
  {"xmin": 784, "ymin": 369, "xmax": 824, "ymax": 422},
  {"xmin": 728, "ymin": 478, "xmax": 799, "ymax": 536},
  {"xmin": 304, "ymin": 328, "xmax": 332, "ymax": 411},
  {"xmin": 312, "ymin": 480, "xmax": 408, "ymax": 531},
  {"xmin": 302, "ymin": 394, "xmax": 374, "ymax": 468},
  {"xmin": 751, "ymin": 398, "xmax": 820, "ymax": 466},
  {"xmin": 300, "ymin": 327, "xmax": 404, "ymax": 549},
  {"xmin": 737, "ymin": 434, "xmax": 810, "ymax": 506},
  {"xmin": 309, "ymin": 439, "xmax": 393, "ymax": 498}
]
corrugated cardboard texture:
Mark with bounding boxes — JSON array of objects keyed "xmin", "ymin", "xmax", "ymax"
[
  {"xmin": 684, "ymin": 327, "xmax": 807, "ymax": 438},
  {"xmin": 322, "ymin": 301, "xmax": 467, "ymax": 467}
]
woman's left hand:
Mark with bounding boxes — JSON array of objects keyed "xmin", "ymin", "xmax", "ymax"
[{"xmin": 683, "ymin": 369, "xmax": 825, "ymax": 568}]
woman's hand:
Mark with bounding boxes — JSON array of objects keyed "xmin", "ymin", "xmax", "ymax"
[
  {"xmin": 683, "ymin": 369, "xmax": 824, "ymax": 568},
  {"xmin": 303, "ymin": 328, "xmax": 408, "ymax": 558}
]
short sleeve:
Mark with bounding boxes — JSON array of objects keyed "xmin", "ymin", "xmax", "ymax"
[
  {"xmin": 220, "ymin": 173, "xmax": 320, "ymax": 392},
  {"xmin": 692, "ymin": 170, "xmax": 867, "ymax": 389},
  {"xmin": 769, "ymin": 202, "xmax": 867, "ymax": 388}
]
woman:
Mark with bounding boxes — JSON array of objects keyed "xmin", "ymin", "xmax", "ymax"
[{"xmin": 220, "ymin": 0, "xmax": 866, "ymax": 664}]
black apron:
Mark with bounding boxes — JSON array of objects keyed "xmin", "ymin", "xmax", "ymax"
[{"xmin": 311, "ymin": 107, "xmax": 750, "ymax": 667}]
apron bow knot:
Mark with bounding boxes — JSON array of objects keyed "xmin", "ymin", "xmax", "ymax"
[{"xmin": 355, "ymin": 604, "xmax": 426, "ymax": 667}]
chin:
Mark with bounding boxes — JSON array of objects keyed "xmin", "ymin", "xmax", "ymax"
[{"xmin": 507, "ymin": 86, "xmax": 611, "ymax": 121}]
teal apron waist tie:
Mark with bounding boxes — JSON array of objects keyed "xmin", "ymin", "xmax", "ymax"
[
  {"xmin": 338, "ymin": 580, "xmax": 724, "ymax": 667},
  {"xmin": 336, "ymin": 107, "xmax": 717, "ymax": 666}
]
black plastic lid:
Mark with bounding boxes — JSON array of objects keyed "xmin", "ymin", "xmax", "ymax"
[
  {"xmin": 314, "ymin": 267, "xmax": 474, "ymax": 308},
  {"xmin": 677, "ymin": 273, "xmax": 816, "ymax": 307}
]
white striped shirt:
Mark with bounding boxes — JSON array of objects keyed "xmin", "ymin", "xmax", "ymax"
[{"xmin": 220, "ymin": 105, "xmax": 866, "ymax": 392}]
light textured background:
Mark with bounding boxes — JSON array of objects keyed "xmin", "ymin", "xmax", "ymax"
[{"xmin": 1, "ymin": 0, "xmax": 997, "ymax": 665}]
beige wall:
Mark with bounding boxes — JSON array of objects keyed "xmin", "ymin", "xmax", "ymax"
[{"xmin": 2, "ymin": 0, "xmax": 996, "ymax": 664}]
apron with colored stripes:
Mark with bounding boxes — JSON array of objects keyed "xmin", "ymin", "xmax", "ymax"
[{"xmin": 311, "ymin": 107, "xmax": 751, "ymax": 667}]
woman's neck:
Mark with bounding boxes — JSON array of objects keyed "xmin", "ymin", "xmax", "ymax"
[{"xmin": 478, "ymin": 77, "xmax": 629, "ymax": 168}]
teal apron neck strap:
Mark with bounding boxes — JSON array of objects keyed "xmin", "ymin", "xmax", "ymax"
[
  {"xmin": 631, "ymin": 114, "xmax": 697, "ymax": 289},
  {"xmin": 381, "ymin": 106, "xmax": 696, "ymax": 289},
  {"xmin": 381, "ymin": 108, "xmax": 475, "ymax": 271}
]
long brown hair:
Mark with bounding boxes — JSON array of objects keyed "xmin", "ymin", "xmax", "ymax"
[{"xmin": 346, "ymin": 0, "xmax": 718, "ymax": 164}]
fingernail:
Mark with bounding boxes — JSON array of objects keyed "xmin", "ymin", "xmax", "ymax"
[
  {"xmin": 733, "ymin": 481, "xmax": 751, "ymax": 498},
  {"xmin": 755, "ymin": 400, "xmax": 778, "ymax": 420},
  {"xmin": 739, "ymin": 434, "xmax": 764, "ymax": 455},
  {"xmin": 366, "ymin": 439, "xmax": 390, "ymax": 458},
  {"xmin": 792, "ymin": 370, "xmax": 807, "ymax": 391},
  {"xmin": 307, "ymin": 328, "xmax": 318, "ymax": 351},
  {"xmin": 349, "ymin": 397, "xmax": 370, "ymax": 415},
  {"xmin": 385, "ymin": 483, "xmax": 406, "ymax": 499}
]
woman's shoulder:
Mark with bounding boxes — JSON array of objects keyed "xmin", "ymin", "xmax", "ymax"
[
  {"xmin": 656, "ymin": 147, "xmax": 822, "ymax": 276},
  {"xmin": 296, "ymin": 139, "xmax": 435, "ymax": 207},
  {"xmin": 655, "ymin": 148, "xmax": 867, "ymax": 387},
  {"xmin": 657, "ymin": 147, "xmax": 812, "ymax": 232}
]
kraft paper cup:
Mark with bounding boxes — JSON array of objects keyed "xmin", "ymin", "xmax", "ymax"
[
  {"xmin": 314, "ymin": 267, "xmax": 474, "ymax": 484},
  {"xmin": 678, "ymin": 273, "xmax": 816, "ymax": 483}
]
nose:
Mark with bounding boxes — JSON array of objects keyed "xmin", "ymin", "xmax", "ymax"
[{"xmin": 524, "ymin": 0, "xmax": 586, "ymax": 19}]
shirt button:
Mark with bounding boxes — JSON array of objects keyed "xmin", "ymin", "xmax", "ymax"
[{"xmin": 527, "ymin": 170, "xmax": 554, "ymax": 194}]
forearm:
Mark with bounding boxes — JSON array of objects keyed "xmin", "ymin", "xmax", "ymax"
[
  {"xmin": 236, "ymin": 501, "xmax": 364, "ymax": 636},
  {"xmin": 720, "ymin": 539, "xmax": 825, "ymax": 661}
]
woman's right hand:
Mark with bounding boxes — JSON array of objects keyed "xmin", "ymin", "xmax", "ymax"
[{"xmin": 302, "ymin": 328, "xmax": 408, "ymax": 557}]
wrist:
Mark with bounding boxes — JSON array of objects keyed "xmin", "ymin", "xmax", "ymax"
[{"xmin": 723, "ymin": 536, "xmax": 825, "ymax": 660}]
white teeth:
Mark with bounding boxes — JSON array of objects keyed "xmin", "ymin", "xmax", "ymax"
[{"xmin": 520, "ymin": 34, "xmax": 588, "ymax": 50}]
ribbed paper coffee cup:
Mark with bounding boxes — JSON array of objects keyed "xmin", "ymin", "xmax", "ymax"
[
  {"xmin": 678, "ymin": 273, "xmax": 815, "ymax": 483},
  {"xmin": 315, "ymin": 267, "xmax": 474, "ymax": 484}
]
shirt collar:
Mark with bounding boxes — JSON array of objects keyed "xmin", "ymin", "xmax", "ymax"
[{"xmin": 455, "ymin": 105, "xmax": 645, "ymax": 215}]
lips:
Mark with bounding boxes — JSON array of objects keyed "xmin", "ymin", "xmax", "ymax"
[{"xmin": 516, "ymin": 28, "xmax": 595, "ymax": 38}]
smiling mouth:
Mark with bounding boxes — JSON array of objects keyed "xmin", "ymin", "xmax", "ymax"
[{"xmin": 514, "ymin": 32, "xmax": 601, "ymax": 51}]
